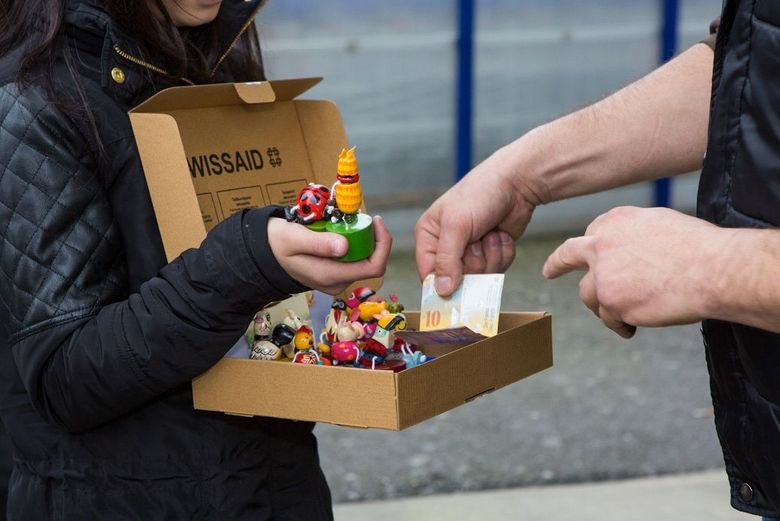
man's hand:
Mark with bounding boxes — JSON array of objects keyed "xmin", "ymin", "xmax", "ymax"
[
  {"xmin": 268, "ymin": 215, "xmax": 392, "ymax": 295},
  {"xmin": 415, "ymin": 148, "xmax": 538, "ymax": 296},
  {"xmin": 542, "ymin": 206, "xmax": 724, "ymax": 338},
  {"xmin": 414, "ymin": 44, "xmax": 714, "ymax": 298}
]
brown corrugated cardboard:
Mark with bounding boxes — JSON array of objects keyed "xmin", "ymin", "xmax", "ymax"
[
  {"xmin": 130, "ymin": 78, "xmax": 346, "ymax": 261},
  {"xmin": 129, "ymin": 79, "xmax": 553, "ymax": 431},
  {"xmin": 191, "ymin": 312, "xmax": 552, "ymax": 430}
]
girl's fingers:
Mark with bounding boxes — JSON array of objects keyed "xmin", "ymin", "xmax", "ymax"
[{"xmin": 269, "ymin": 217, "xmax": 348, "ymax": 258}]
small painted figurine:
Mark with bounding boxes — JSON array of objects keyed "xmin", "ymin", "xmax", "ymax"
[
  {"xmin": 330, "ymin": 146, "xmax": 362, "ymax": 220},
  {"xmin": 283, "ymin": 309, "xmax": 303, "ymax": 331},
  {"xmin": 285, "ymin": 183, "xmax": 332, "ymax": 224},
  {"xmin": 397, "ymin": 340, "xmax": 427, "ymax": 368},
  {"xmin": 283, "ymin": 147, "xmax": 375, "ymax": 261},
  {"xmin": 359, "ymin": 338, "xmax": 388, "ymax": 369},
  {"xmin": 253, "ymin": 312, "xmax": 272, "ymax": 340},
  {"xmin": 386, "ymin": 293, "xmax": 404, "ymax": 314},
  {"xmin": 402, "ymin": 349, "xmax": 428, "ymax": 368},
  {"xmin": 251, "ymin": 323, "xmax": 296, "ymax": 361},
  {"xmin": 325, "ymin": 147, "xmax": 375, "ymax": 261},
  {"xmin": 324, "ymin": 299, "xmax": 347, "ymax": 343},
  {"xmin": 316, "ymin": 342, "xmax": 333, "ymax": 365},
  {"xmin": 346, "ymin": 287, "xmax": 375, "ymax": 321},
  {"xmin": 293, "ymin": 325, "xmax": 314, "ymax": 351},
  {"xmin": 291, "ymin": 325, "xmax": 322, "ymax": 365},
  {"xmin": 371, "ymin": 313, "xmax": 407, "ymax": 350},
  {"xmin": 335, "ymin": 321, "xmax": 364, "ymax": 343},
  {"xmin": 346, "ymin": 287, "xmax": 374, "ymax": 309},
  {"xmin": 281, "ymin": 310, "xmax": 304, "ymax": 358},
  {"xmin": 357, "ymin": 300, "xmax": 387, "ymax": 323},
  {"xmin": 330, "ymin": 340, "xmax": 361, "ymax": 366}
]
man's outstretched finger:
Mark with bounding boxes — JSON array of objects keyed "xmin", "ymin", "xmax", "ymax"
[{"xmin": 542, "ymin": 236, "xmax": 595, "ymax": 279}]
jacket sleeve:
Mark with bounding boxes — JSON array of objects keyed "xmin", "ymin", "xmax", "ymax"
[{"xmin": 0, "ymin": 85, "xmax": 306, "ymax": 432}]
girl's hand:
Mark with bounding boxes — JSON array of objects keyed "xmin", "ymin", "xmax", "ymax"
[{"xmin": 268, "ymin": 215, "xmax": 392, "ymax": 295}]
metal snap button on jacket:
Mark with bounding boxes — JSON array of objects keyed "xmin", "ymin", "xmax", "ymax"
[
  {"xmin": 110, "ymin": 66, "xmax": 126, "ymax": 84},
  {"xmin": 739, "ymin": 482, "xmax": 754, "ymax": 503}
]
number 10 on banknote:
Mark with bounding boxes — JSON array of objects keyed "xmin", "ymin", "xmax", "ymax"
[{"xmin": 420, "ymin": 273, "xmax": 505, "ymax": 337}]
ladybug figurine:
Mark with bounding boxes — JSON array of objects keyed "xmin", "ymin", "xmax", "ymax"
[{"xmin": 285, "ymin": 183, "xmax": 331, "ymax": 225}]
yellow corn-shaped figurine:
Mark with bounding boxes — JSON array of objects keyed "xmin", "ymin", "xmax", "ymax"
[{"xmin": 334, "ymin": 146, "xmax": 362, "ymax": 216}]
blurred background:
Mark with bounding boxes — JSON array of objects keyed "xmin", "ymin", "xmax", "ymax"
[
  {"xmin": 259, "ymin": 0, "xmax": 716, "ymax": 247},
  {"xmin": 0, "ymin": 0, "xmax": 725, "ymax": 518}
]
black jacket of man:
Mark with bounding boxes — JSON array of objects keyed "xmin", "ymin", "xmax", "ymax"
[
  {"xmin": 0, "ymin": 1, "xmax": 333, "ymax": 519},
  {"xmin": 700, "ymin": 0, "xmax": 780, "ymax": 517}
]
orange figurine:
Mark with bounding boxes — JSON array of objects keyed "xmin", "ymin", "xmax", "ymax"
[{"xmin": 325, "ymin": 146, "xmax": 375, "ymax": 261}]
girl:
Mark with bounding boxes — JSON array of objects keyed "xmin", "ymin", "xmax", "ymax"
[{"xmin": 0, "ymin": 1, "xmax": 391, "ymax": 519}]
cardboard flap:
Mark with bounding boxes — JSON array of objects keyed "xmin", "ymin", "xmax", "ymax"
[
  {"xmin": 130, "ymin": 83, "xmax": 241, "ymax": 113},
  {"xmin": 233, "ymin": 82, "xmax": 276, "ymax": 104},
  {"xmin": 130, "ymin": 78, "xmax": 322, "ymax": 113},
  {"xmin": 266, "ymin": 77, "xmax": 323, "ymax": 101},
  {"xmin": 230, "ymin": 78, "xmax": 323, "ymax": 104},
  {"xmin": 129, "ymin": 112, "xmax": 206, "ymax": 260}
]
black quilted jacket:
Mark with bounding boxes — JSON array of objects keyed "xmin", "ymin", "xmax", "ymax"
[{"xmin": 0, "ymin": 1, "xmax": 333, "ymax": 519}]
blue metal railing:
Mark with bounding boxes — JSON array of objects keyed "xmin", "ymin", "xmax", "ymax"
[
  {"xmin": 455, "ymin": 0, "xmax": 475, "ymax": 181},
  {"xmin": 655, "ymin": 0, "xmax": 680, "ymax": 207},
  {"xmin": 455, "ymin": 0, "xmax": 682, "ymax": 201}
]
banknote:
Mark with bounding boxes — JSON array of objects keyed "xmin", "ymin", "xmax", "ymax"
[{"xmin": 420, "ymin": 273, "xmax": 505, "ymax": 337}]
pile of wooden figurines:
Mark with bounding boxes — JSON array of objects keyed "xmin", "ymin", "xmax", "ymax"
[{"xmin": 248, "ymin": 288, "xmax": 430, "ymax": 372}]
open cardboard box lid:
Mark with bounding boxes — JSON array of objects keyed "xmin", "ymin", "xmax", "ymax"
[{"xmin": 129, "ymin": 77, "xmax": 346, "ymax": 261}]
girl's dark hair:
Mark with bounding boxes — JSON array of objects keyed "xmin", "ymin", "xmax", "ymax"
[
  {"xmin": 0, "ymin": 0, "xmax": 266, "ymax": 156},
  {"xmin": 0, "ymin": 0, "xmax": 266, "ymax": 94}
]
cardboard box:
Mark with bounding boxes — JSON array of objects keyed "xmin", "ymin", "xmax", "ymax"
[
  {"xmin": 192, "ymin": 312, "xmax": 552, "ymax": 430},
  {"xmin": 130, "ymin": 77, "xmax": 346, "ymax": 258},
  {"xmin": 129, "ymin": 78, "xmax": 553, "ymax": 431}
]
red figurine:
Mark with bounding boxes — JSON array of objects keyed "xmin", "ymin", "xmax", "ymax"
[
  {"xmin": 359, "ymin": 338, "xmax": 388, "ymax": 369},
  {"xmin": 285, "ymin": 183, "xmax": 332, "ymax": 224},
  {"xmin": 345, "ymin": 287, "xmax": 375, "ymax": 311},
  {"xmin": 330, "ymin": 340, "xmax": 361, "ymax": 366}
]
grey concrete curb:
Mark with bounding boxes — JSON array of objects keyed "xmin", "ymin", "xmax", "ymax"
[{"xmin": 334, "ymin": 470, "xmax": 753, "ymax": 521}]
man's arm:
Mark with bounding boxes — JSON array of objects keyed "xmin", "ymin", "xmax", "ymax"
[
  {"xmin": 509, "ymin": 42, "xmax": 714, "ymax": 205},
  {"xmin": 697, "ymin": 227, "xmax": 780, "ymax": 334},
  {"xmin": 416, "ymin": 43, "xmax": 715, "ymax": 296}
]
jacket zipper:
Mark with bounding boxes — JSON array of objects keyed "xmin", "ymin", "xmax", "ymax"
[
  {"xmin": 113, "ymin": 44, "xmax": 195, "ymax": 85},
  {"xmin": 113, "ymin": 1, "xmax": 265, "ymax": 84},
  {"xmin": 209, "ymin": 1, "xmax": 265, "ymax": 77}
]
